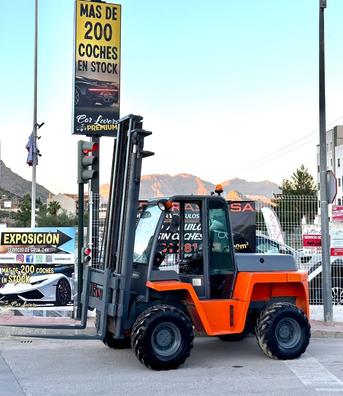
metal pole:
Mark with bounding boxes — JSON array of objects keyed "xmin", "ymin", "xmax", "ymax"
[
  {"xmin": 31, "ymin": 0, "xmax": 38, "ymax": 227},
  {"xmin": 319, "ymin": 0, "xmax": 333, "ymax": 322},
  {"xmin": 91, "ymin": 136, "xmax": 100, "ymax": 268},
  {"xmin": 76, "ymin": 182, "xmax": 84, "ymax": 320}
]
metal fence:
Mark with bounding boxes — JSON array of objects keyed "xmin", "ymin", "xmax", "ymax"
[
  {"xmin": 91, "ymin": 193, "xmax": 343, "ymax": 306},
  {"xmin": 255, "ymin": 195, "xmax": 343, "ymax": 306}
]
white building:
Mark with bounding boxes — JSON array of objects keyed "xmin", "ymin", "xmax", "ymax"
[
  {"xmin": 317, "ymin": 125, "xmax": 343, "ymax": 205},
  {"xmin": 47, "ymin": 194, "xmax": 77, "ymax": 216}
]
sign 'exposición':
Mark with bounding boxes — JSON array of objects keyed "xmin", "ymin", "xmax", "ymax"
[{"xmin": 73, "ymin": 0, "xmax": 121, "ymax": 136}]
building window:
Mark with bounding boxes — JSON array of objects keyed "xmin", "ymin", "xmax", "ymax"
[
  {"xmin": 317, "ymin": 165, "xmax": 320, "ymax": 173},
  {"xmin": 318, "ymin": 183, "xmax": 320, "ymax": 190},
  {"xmin": 339, "ymin": 158, "xmax": 341, "ymax": 167},
  {"xmin": 339, "ymin": 199, "xmax": 342, "ymax": 205},
  {"xmin": 339, "ymin": 178, "xmax": 341, "ymax": 187}
]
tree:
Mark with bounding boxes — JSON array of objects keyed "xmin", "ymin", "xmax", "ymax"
[
  {"xmin": 280, "ymin": 165, "xmax": 317, "ymax": 196},
  {"xmin": 37, "ymin": 209, "xmax": 78, "ymax": 227},
  {"xmin": 273, "ymin": 165, "xmax": 318, "ymax": 232},
  {"xmin": 14, "ymin": 195, "xmax": 77, "ymax": 227},
  {"xmin": 14, "ymin": 194, "xmax": 32, "ymax": 227},
  {"xmin": 47, "ymin": 201, "xmax": 61, "ymax": 216}
]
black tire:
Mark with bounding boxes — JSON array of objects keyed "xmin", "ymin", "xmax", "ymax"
[
  {"xmin": 131, "ymin": 304, "xmax": 194, "ymax": 370},
  {"xmin": 95, "ymin": 311, "xmax": 131, "ymax": 349},
  {"xmin": 255, "ymin": 303, "xmax": 311, "ymax": 360},
  {"xmin": 54, "ymin": 278, "xmax": 71, "ymax": 306},
  {"xmin": 104, "ymin": 333, "xmax": 131, "ymax": 349}
]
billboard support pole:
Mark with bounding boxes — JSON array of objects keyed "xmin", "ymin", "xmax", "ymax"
[
  {"xmin": 76, "ymin": 182, "xmax": 84, "ymax": 320},
  {"xmin": 319, "ymin": 0, "xmax": 333, "ymax": 322},
  {"xmin": 31, "ymin": 0, "xmax": 38, "ymax": 227},
  {"xmin": 90, "ymin": 137, "xmax": 100, "ymax": 269}
]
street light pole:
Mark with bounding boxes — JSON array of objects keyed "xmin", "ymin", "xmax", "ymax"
[
  {"xmin": 319, "ymin": 0, "xmax": 333, "ymax": 322},
  {"xmin": 31, "ymin": 0, "xmax": 38, "ymax": 228}
]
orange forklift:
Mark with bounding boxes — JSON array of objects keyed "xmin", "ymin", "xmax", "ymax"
[
  {"xmin": 7, "ymin": 115, "xmax": 310, "ymax": 370},
  {"xmin": 88, "ymin": 115, "xmax": 310, "ymax": 370}
]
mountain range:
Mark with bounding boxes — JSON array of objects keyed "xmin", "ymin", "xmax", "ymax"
[
  {"xmin": 0, "ymin": 160, "xmax": 280, "ymax": 203},
  {"xmin": 100, "ymin": 173, "xmax": 281, "ymax": 203}
]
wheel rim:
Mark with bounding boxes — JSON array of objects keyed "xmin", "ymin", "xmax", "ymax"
[
  {"xmin": 274, "ymin": 317, "xmax": 301, "ymax": 349},
  {"xmin": 57, "ymin": 280, "xmax": 69, "ymax": 305},
  {"xmin": 151, "ymin": 322, "xmax": 182, "ymax": 357}
]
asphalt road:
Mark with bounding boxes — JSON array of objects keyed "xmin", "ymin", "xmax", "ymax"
[{"xmin": 1, "ymin": 336, "xmax": 343, "ymax": 396}]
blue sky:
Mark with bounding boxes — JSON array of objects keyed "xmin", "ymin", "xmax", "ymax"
[{"xmin": 1, "ymin": 0, "xmax": 343, "ymax": 194}]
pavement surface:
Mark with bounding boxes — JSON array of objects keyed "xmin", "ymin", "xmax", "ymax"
[
  {"xmin": 311, "ymin": 320, "xmax": 343, "ymax": 338},
  {"xmin": 1, "ymin": 336, "xmax": 343, "ymax": 395}
]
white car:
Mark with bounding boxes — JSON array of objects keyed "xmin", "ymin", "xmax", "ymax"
[{"xmin": 0, "ymin": 272, "xmax": 72, "ymax": 306}]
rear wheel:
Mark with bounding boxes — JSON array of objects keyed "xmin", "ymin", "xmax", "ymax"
[
  {"xmin": 255, "ymin": 303, "xmax": 310, "ymax": 360},
  {"xmin": 131, "ymin": 304, "xmax": 194, "ymax": 370},
  {"xmin": 54, "ymin": 278, "xmax": 71, "ymax": 306}
]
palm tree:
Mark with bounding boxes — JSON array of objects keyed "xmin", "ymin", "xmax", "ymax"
[{"xmin": 47, "ymin": 200, "xmax": 61, "ymax": 216}]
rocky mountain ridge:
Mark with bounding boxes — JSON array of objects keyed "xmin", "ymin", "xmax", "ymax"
[
  {"xmin": 0, "ymin": 160, "xmax": 280, "ymax": 203},
  {"xmin": 0, "ymin": 160, "xmax": 51, "ymax": 201},
  {"xmin": 100, "ymin": 173, "xmax": 280, "ymax": 202}
]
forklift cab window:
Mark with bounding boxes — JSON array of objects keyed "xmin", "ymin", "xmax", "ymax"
[
  {"xmin": 208, "ymin": 199, "xmax": 235, "ymax": 298},
  {"xmin": 154, "ymin": 202, "xmax": 203, "ymax": 276},
  {"xmin": 133, "ymin": 205, "xmax": 162, "ymax": 264}
]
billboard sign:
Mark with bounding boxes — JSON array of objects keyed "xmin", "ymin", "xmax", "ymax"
[
  {"xmin": 0, "ymin": 227, "xmax": 76, "ymax": 287},
  {"xmin": 73, "ymin": 0, "xmax": 121, "ymax": 136}
]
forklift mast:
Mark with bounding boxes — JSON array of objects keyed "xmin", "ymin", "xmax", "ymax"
[{"xmin": 88, "ymin": 114, "xmax": 153, "ymax": 339}]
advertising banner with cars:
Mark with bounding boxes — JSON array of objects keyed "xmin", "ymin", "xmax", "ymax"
[
  {"xmin": 0, "ymin": 228, "xmax": 76, "ymax": 306},
  {"xmin": 73, "ymin": 0, "xmax": 121, "ymax": 136}
]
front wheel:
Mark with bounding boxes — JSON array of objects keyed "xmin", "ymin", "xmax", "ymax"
[
  {"xmin": 255, "ymin": 303, "xmax": 310, "ymax": 360},
  {"xmin": 131, "ymin": 304, "xmax": 194, "ymax": 370}
]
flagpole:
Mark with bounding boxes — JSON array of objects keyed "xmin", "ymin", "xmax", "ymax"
[{"xmin": 31, "ymin": 0, "xmax": 38, "ymax": 228}]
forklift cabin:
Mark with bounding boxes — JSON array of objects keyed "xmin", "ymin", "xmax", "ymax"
[{"xmin": 132, "ymin": 196, "xmax": 237, "ymax": 301}]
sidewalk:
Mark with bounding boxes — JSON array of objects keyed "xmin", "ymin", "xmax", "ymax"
[
  {"xmin": 311, "ymin": 320, "xmax": 343, "ymax": 338},
  {"xmin": 0, "ymin": 316, "xmax": 342, "ymax": 339},
  {"xmin": 0, "ymin": 306, "xmax": 342, "ymax": 339}
]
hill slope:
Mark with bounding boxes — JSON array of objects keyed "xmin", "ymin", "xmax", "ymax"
[{"xmin": 0, "ymin": 160, "xmax": 51, "ymax": 200}]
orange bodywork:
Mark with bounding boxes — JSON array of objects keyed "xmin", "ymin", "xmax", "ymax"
[{"xmin": 146, "ymin": 270, "xmax": 309, "ymax": 336}]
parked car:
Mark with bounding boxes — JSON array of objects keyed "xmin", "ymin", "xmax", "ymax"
[
  {"xmin": 75, "ymin": 76, "xmax": 119, "ymax": 107},
  {"xmin": 307, "ymin": 257, "xmax": 343, "ymax": 305}
]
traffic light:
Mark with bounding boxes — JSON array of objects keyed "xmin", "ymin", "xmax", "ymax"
[
  {"xmin": 77, "ymin": 140, "xmax": 98, "ymax": 184},
  {"xmin": 82, "ymin": 246, "xmax": 92, "ymax": 264}
]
